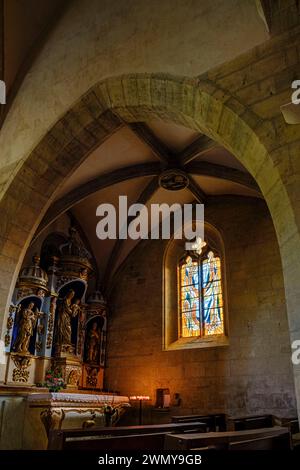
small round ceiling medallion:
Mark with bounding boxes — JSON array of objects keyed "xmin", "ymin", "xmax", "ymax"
[{"xmin": 159, "ymin": 169, "xmax": 189, "ymax": 191}]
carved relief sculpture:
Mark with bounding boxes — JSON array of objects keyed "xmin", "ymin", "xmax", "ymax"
[
  {"xmin": 5, "ymin": 305, "xmax": 18, "ymax": 347},
  {"xmin": 86, "ymin": 366, "xmax": 98, "ymax": 387},
  {"xmin": 67, "ymin": 368, "xmax": 81, "ymax": 387},
  {"xmin": 40, "ymin": 408, "xmax": 65, "ymax": 436},
  {"xmin": 46, "ymin": 296, "xmax": 56, "ymax": 349},
  {"xmin": 12, "ymin": 355, "xmax": 32, "ymax": 382}
]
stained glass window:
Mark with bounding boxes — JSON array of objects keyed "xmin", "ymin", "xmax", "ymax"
[
  {"xmin": 179, "ymin": 249, "xmax": 224, "ymax": 338},
  {"xmin": 180, "ymin": 256, "xmax": 201, "ymax": 337}
]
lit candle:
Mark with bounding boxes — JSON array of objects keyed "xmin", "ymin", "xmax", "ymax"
[{"xmin": 129, "ymin": 395, "xmax": 150, "ymax": 401}]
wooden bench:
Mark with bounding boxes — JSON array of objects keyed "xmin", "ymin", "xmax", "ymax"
[
  {"xmin": 56, "ymin": 432, "xmax": 166, "ymax": 451},
  {"xmin": 228, "ymin": 433, "xmax": 291, "ymax": 450},
  {"xmin": 171, "ymin": 413, "xmax": 227, "ymax": 431},
  {"xmin": 48, "ymin": 421, "xmax": 207, "ymax": 450},
  {"xmin": 226, "ymin": 414, "xmax": 275, "ymax": 431},
  {"xmin": 164, "ymin": 426, "xmax": 291, "ymax": 450},
  {"xmin": 280, "ymin": 417, "xmax": 299, "ymax": 434},
  {"xmin": 277, "ymin": 417, "xmax": 300, "ymax": 449}
]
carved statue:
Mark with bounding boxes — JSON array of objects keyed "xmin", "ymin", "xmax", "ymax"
[
  {"xmin": 14, "ymin": 302, "xmax": 38, "ymax": 354},
  {"xmin": 56, "ymin": 290, "xmax": 81, "ymax": 347},
  {"xmin": 59, "ymin": 227, "xmax": 92, "ymax": 259},
  {"xmin": 86, "ymin": 322, "xmax": 101, "ymax": 364}
]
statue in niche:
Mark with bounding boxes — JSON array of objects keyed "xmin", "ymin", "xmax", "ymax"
[
  {"xmin": 14, "ymin": 302, "xmax": 38, "ymax": 354},
  {"xmin": 86, "ymin": 322, "xmax": 101, "ymax": 364},
  {"xmin": 56, "ymin": 289, "xmax": 81, "ymax": 349}
]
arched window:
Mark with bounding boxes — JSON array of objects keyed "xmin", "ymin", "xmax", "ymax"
[
  {"xmin": 163, "ymin": 223, "xmax": 228, "ymax": 350},
  {"xmin": 179, "ymin": 249, "xmax": 224, "ymax": 338}
]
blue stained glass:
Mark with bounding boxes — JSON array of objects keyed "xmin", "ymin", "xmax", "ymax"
[
  {"xmin": 180, "ymin": 256, "xmax": 200, "ymax": 337},
  {"xmin": 179, "ymin": 250, "xmax": 224, "ymax": 338},
  {"xmin": 201, "ymin": 252, "xmax": 224, "ymax": 335}
]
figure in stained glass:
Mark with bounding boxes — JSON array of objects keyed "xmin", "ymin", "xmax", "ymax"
[
  {"xmin": 202, "ymin": 251, "xmax": 224, "ymax": 335},
  {"xmin": 179, "ymin": 247, "xmax": 224, "ymax": 338},
  {"xmin": 180, "ymin": 256, "xmax": 200, "ymax": 337}
]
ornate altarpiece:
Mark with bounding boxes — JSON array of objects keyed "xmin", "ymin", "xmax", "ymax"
[
  {"xmin": 4, "ymin": 227, "xmax": 107, "ymax": 391},
  {"xmin": 0, "ymin": 227, "xmax": 129, "ymax": 449}
]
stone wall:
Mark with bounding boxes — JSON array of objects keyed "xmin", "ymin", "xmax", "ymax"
[
  {"xmin": 0, "ymin": 0, "xmax": 268, "ymax": 199},
  {"xmin": 106, "ymin": 196, "xmax": 296, "ymax": 417},
  {"xmin": 0, "ymin": 0, "xmax": 300, "ymax": 417}
]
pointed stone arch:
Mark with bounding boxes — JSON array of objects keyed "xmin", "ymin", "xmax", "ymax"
[{"xmin": 0, "ymin": 73, "xmax": 299, "ymax": 417}]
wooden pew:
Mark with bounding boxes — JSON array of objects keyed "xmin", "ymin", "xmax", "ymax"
[
  {"xmin": 164, "ymin": 426, "xmax": 291, "ymax": 450},
  {"xmin": 48, "ymin": 421, "xmax": 207, "ymax": 450},
  {"xmin": 280, "ymin": 417, "xmax": 299, "ymax": 435},
  {"xmin": 279, "ymin": 417, "xmax": 300, "ymax": 449},
  {"xmin": 58, "ymin": 432, "xmax": 166, "ymax": 451},
  {"xmin": 171, "ymin": 413, "xmax": 227, "ymax": 431},
  {"xmin": 226, "ymin": 414, "xmax": 275, "ymax": 431},
  {"xmin": 228, "ymin": 433, "xmax": 291, "ymax": 450}
]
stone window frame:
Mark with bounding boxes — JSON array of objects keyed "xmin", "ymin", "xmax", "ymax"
[{"xmin": 163, "ymin": 222, "xmax": 229, "ymax": 351}]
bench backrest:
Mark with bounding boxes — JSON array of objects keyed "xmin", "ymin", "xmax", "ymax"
[
  {"xmin": 227, "ymin": 414, "xmax": 274, "ymax": 431},
  {"xmin": 164, "ymin": 426, "xmax": 291, "ymax": 450},
  {"xmin": 171, "ymin": 414, "xmax": 227, "ymax": 431},
  {"xmin": 280, "ymin": 417, "xmax": 299, "ymax": 434},
  {"xmin": 61, "ymin": 432, "xmax": 166, "ymax": 451},
  {"xmin": 229, "ymin": 432, "xmax": 291, "ymax": 450},
  {"xmin": 48, "ymin": 421, "xmax": 207, "ymax": 450}
]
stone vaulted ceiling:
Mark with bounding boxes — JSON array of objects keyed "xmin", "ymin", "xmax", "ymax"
[
  {"xmin": 4, "ymin": 0, "xmax": 269, "ymax": 285},
  {"xmin": 34, "ymin": 119, "xmax": 261, "ymax": 285}
]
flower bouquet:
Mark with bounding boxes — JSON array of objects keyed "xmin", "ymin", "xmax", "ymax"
[{"xmin": 43, "ymin": 368, "xmax": 66, "ymax": 393}]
